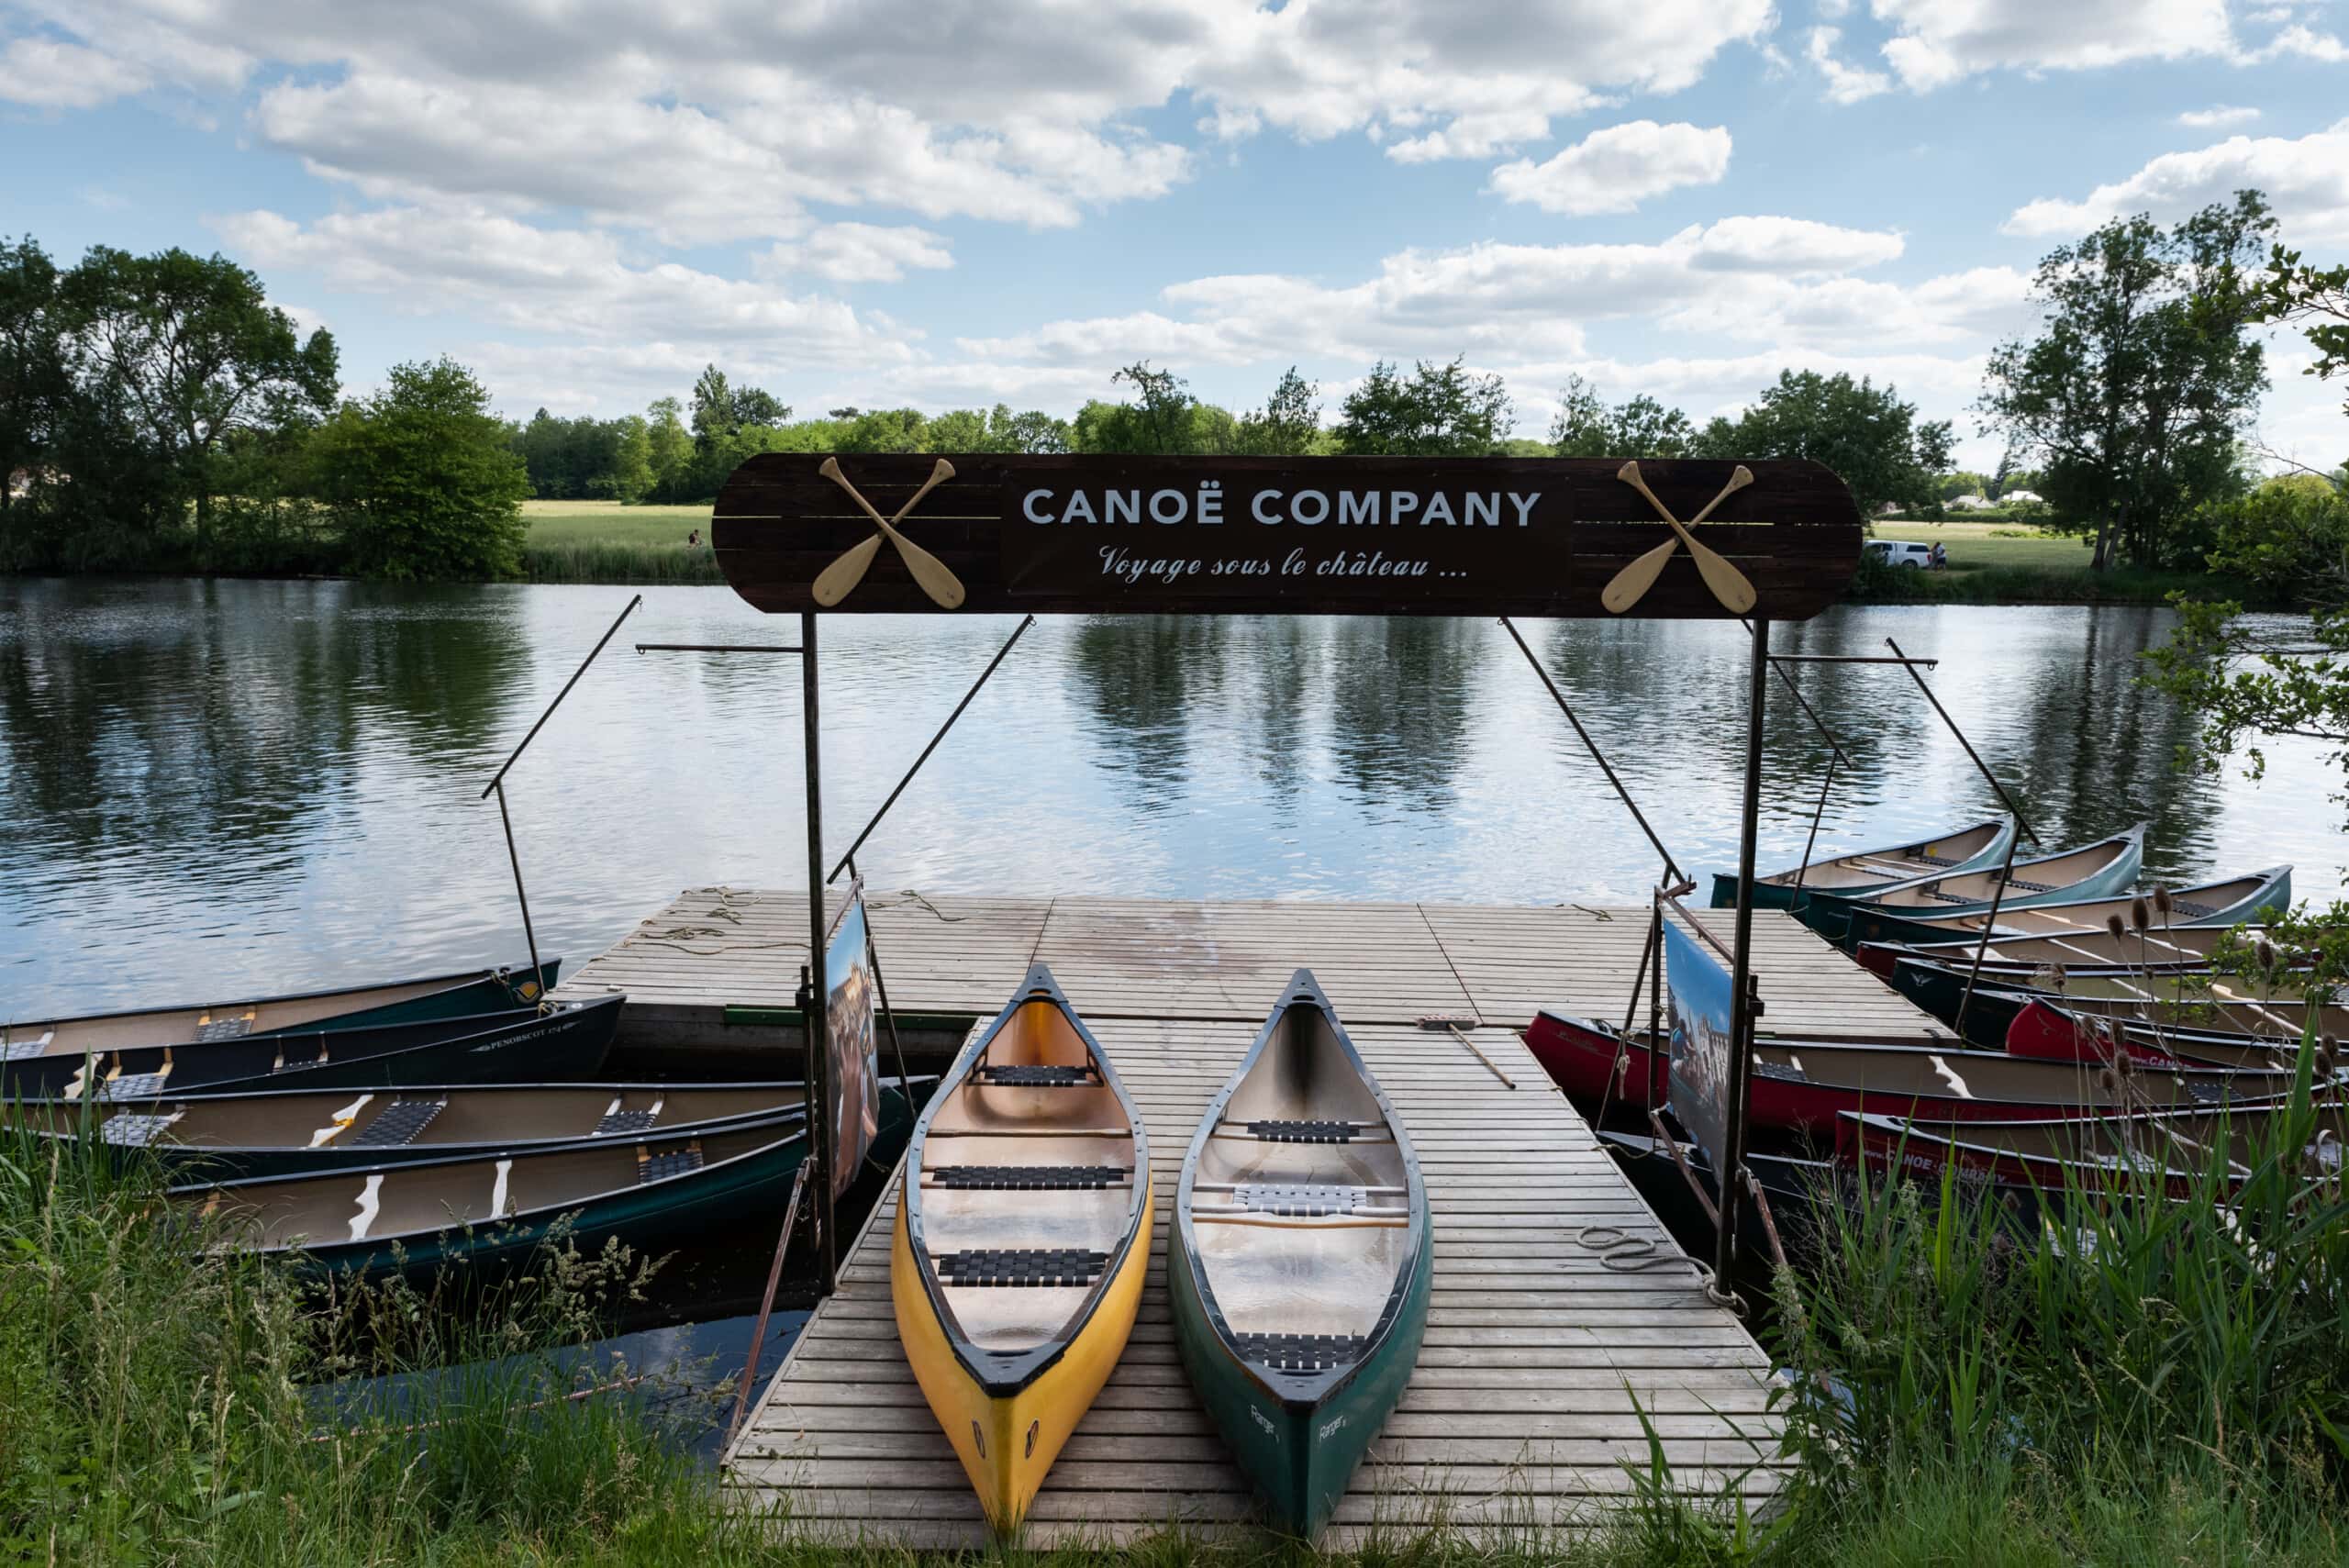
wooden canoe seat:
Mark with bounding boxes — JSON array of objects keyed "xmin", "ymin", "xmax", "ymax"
[
  {"xmin": 195, "ymin": 1014, "xmax": 256, "ymax": 1042},
  {"xmin": 935, "ymin": 1247, "xmax": 1108, "ymax": 1286},
  {"xmin": 348, "ymin": 1097, "xmax": 447, "ymax": 1147},
  {"xmin": 595, "ymin": 1107, "xmax": 662, "ymax": 1134},
  {"xmin": 102, "ymin": 1070, "xmax": 170, "ymax": 1100},
  {"xmin": 98, "ymin": 1110, "xmax": 184, "ymax": 1147},
  {"xmin": 1230, "ymin": 1182, "xmax": 1367, "ymax": 1217},
  {"xmin": 971, "ymin": 1064, "xmax": 1097, "ymax": 1087},
  {"xmin": 1230, "ymin": 1331, "xmax": 1368, "ymax": 1372},
  {"xmin": 926, "ymin": 1164, "xmax": 1130, "ymax": 1190}
]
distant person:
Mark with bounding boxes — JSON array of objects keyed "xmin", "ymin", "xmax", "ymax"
[
  {"xmin": 687, "ymin": 528, "xmax": 702, "ymax": 548},
  {"xmin": 1929, "ymin": 541, "xmax": 1947, "ymax": 570}
]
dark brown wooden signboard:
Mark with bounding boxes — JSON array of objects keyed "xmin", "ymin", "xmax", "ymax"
[{"xmin": 713, "ymin": 453, "xmax": 1862, "ymax": 618}]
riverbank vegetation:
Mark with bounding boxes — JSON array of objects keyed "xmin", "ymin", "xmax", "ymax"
[{"xmin": 11, "ymin": 1042, "xmax": 2344, "ymax": 1565}]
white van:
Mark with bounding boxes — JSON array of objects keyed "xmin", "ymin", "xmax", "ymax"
[{"xmin": 1864, "ymin": 539, "xmax": 1935, "ymax": 569}]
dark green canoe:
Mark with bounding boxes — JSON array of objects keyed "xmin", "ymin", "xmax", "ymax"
[
  {"xmin": 2, "ymin": 960, "xmax": 562, "ymax": 1063},
  {"xmin": 1169, "ymin": 970, "xmax": 1431, "ymax": 1538},
  {"xmin": 7, "ymin": 1078, "xmax": 817, "ymax": 1180},
  {"xmin": 180, "ymin": 1077, "xmax": 930, "ymax": 1282},
  {"xmin": 2, "ymin": 995, "xmax": 621, "ymax": 1101}
]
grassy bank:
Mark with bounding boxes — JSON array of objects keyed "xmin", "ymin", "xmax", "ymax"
[
  {"xmin": 11, "ymin": 1043, "xmax": 2346, "ymax": 1567},
  {"xmin": 1856, "ymin": 519, "xmax": 2246, "ymax": 605},
  {"xmin": 522, "ymin": 500, "xmax": 724, "ymax": 584}
]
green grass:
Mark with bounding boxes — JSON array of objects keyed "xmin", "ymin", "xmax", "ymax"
[
  {"xmin": 1851, "ymin": 519, "xmax": 2250, "ymax": 604},
  {"xmin": 521, "ymin": 502, "xmax": 724, "ymax": 584}
]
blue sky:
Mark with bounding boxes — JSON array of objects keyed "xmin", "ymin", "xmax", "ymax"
[{"xmin": 4, "ymin": 0, "xmax": 2346, "ymax": 468}]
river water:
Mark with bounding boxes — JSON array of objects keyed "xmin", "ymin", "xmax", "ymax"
[{"xmin": 4, "ymin": 576, "xmax": 2343, "ymax": 1018}]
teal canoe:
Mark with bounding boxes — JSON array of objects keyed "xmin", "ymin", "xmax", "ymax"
[
  {"xmin": 1709, "ymin": 815, "xmax": 2014, "ymax": 911},
  {"xmin": 180, "ymin": 1077, "xmax": 930, "ymax": 1282},
  {"xmin": 1, "ymin": 960, "xmax": 561, "ymax": 1064},
  {"xmin": 1169, "ymin": 970, "xmax": 1431, "ymax": 1538},
  {"xmin": 1803, "ymin": 824, "xmax": 2147, "ymax": 948}
]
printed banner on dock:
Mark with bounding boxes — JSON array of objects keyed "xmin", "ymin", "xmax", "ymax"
[
  {"xmin": 1663, "ymin": 920, "xmax": 1736, "ymax": 1184},
  {"xmin": 825, "ymin": 893, "xmax": 879, "ymax": 1201}
]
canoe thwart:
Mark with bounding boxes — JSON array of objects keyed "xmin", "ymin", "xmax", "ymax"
[
  {"xmin": 1232, "ymin": 1331, "xmax": 1369, "ymax": 1373},
  {"xmin": 936, "ymin": 1248, "xmax": 1112, "ymax": 1287},
  {"xmin": 971, "ymin": 1064, "xmax": 1099, "ymax": 1088},
  {"xmin": 926, "ymin": 1165, "xmax": 1131, "ymax": 1190}
]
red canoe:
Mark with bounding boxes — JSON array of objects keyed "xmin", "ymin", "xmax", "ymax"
[{"xmin": 1522, "ymin": 1009, "xmax": 2289, "ymax": 1140}]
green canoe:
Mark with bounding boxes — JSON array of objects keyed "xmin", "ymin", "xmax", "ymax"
[
  {"xmin": 1169, "ymin": 970, "xmax": 1431, "ymax": 1538},
  {"xmin": 180, "ymin": 1077, "xmax": 929, "ymax": 1283},
  {"xmin": 1709, "ymin": 815, "xmax": 2014, "ymax": 911},
  {"xmin": 1800, "ymin": 824, "xmax": 2147, "ymax": 948}
]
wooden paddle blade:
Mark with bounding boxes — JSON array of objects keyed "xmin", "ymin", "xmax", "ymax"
[
  {"xmin": 812, "ymin": 532, "xmax": 884, "ymax": 606},
  {"xmin": 1601, "ymin": 536, "xmax": 1680, "ymax": 615},
  {"xmin": 885, "ymin": 530, "xmax": 967, "ymax": 609},
  {"xmin": 1685, "ymin": 533, "xmax": 1758, "ymax": 614}
]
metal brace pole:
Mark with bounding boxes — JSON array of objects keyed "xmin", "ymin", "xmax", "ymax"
[
  {"xmin": 802, "ymin": 610, "xmax": 837, "ymax": 1289},
  {"xmin": 477, "ymin": 595, "xmax": 641, "ymax": 1002},
  {"xmin": 1885, "ymin": 635, "xmax": 2038, "ymax": 846},
  {"xmin": 829, "ymin": 614, "xmax": 1037, "ymax": 884},
  {"xmin": 1954, "ymin": 828, "xmax": 2026, "ymax": 1038},
  {"xmin": 1500, "ymin": 617, "xmax": 1683, "ymax": 884}
]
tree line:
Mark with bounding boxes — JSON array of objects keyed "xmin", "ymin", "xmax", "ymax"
[{"xmin": 3, "ymin": 187, "xmax": 2340, "ymax": 581}]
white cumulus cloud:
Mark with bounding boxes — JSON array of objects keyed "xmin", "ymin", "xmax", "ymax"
[
  {"xmin": 1489, "ymin": 121, "xmax": 1732, "ymax": 216},
  {"xmin": 2005, "ymin": 119, "xmax": 2349, "ymax": 242}
]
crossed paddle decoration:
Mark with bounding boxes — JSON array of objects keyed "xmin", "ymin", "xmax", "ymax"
[
  {"xmin": 811, "ymin": 457, "xmax": 968, "ymax": 608},
  {"xmin": 1600, "ymin": 461, "xmax": 1758, "ymax": 616}
]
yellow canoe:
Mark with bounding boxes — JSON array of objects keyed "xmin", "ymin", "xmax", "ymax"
[{"xmin": 891, "ymin": 962, "xmax": 1152, "ymax": 1531}]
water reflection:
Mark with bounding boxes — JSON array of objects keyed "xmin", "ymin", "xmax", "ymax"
[{"xmin": 2, "ymin": 581, "xmax": 2340, "ymax": 1018}]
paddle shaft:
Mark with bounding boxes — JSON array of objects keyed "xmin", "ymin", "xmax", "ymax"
[
  {"xmin": 1616, "ymin": 462, "xmax": 1755, "ymax": 614},
  {"xmin": 818, "ymin": 458, "xmax": 963, "ymax": 607}
]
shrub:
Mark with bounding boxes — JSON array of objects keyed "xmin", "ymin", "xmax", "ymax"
[{"xmin": 2202, "ymin": 474, "xmax": 2349, "ymax": 607}]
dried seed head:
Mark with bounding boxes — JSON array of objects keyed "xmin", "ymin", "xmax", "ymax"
[
  {"xmin": 2256, "ymin": 938, "xmax": 2278, "ymax": 971},
  {"xmin": 2032, "ymin": 964, "xmax": 2064, "ymax": 994},
  {"xmin": 2097, "ymin": 1066, "xmax": 2121, "ymax": 1095},
  {"xmin": 2153, "ymin": 885, "xmax": 2173, "ymax": 918},
  {"xmin": 2115, "ymin": 1046, "xmax": 2139, "ymax": 1078},
  {"xmin": 2107, "ymin": 913, "xmax": 2129, "ymax": 940},
  {"xmin": 2130, "ymin": 895, "xmax": 2151, "ymax": 933}
]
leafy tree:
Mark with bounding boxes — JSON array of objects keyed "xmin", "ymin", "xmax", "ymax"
[
  {"xmin": 2256, "ymin": 242, "xmax": 2349, "ymax": 426},
  {"xmin": 2194, "ymin": 473, "xmax": 2349, "ymax": 606},
  {"xmin": 1074, "ymin": 362, "xmax": 1208, "ymax": 453},
  {"xmin": 1982, "ymin": 192, "xmax": 2274, "ymax": 568},
  {"xmin": 689, "ymin": 364, "xmax": 734, "ymax": 449},
  {"xmin": 54, "ymin": 245, "xmax": 338, "ymax": 560},
  {"xmin": 1700, "ymin": 370, "xmax": 1951, "ymax": 517},
  {"xmin": 924, "ymin": 407, "xmax": 987, "ymax": 450},
  {"xmin": 2142, "ymin": 596, "xmax": 2349, "ymax": 821},
  {"xmin": 607, "ymin": 414, "xmax": 651, "ymax": 501},
  {"xmin": 643, "ymin": 396, "xmax": 693, "ymax": 502},
  {"xmin": 1237, "ymin": 367, "xmax": 1321, "ymax": 456},
  {"xmin": 1940, "ymin": 471, "xmax": 1990, "ymax": 502},
  {"xmin": 839, "ymin": 407, "xmax": 928, "ymax": 453},
  {"xmin": 311, "ymin": 357, "xmax": 529, "ymax": 579},
  {"xmin": 0, "ymin": 236, "xmax": 65, "ymax": 528},
  {"xmin": 993, "ymin": 406, "xmax": 1072, "ymax": 453},
  {"xmin": 730, "ymin": 385, "xmax": 789, "ymax": 428},
  {"xmin": 1548, "ymin": 375, "xmax": 1698, "ymax": 459},
  {"xmin": 1335, "ymin": 357, "xmax": 1511, "ymax": 456}
]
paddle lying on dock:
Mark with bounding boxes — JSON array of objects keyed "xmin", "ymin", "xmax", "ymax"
[
  {"xmin": 1170, "ymin": 970, "xmax": 1431, "ymax": 1539},
  {"xmin": 891, "ymin": 962, "xmax": 1152, "ymax": 1533}
]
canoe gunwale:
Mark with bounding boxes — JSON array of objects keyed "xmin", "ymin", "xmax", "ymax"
[
  {"xmin": 1805, "ymin": 823, "xmax": 2148, "ymax": 917},
  {"xmin": 1861, "ymin": 864, "xmax": 2293, "ymax": 954},
  {"xmin": 2, "ymin": 959, "xmax": 562, "ymax": 1046},
  {"xmin": 1173, "ymin": 968, "xmax": 1431, "ymax": 1418},
  {"xmin": 180, "ymin": 1106, "xmax": 818, "ymax": 1262},
  {"xmin": 900, "ymin": 962, "xmax": 1152, "ymax": 1401},
  {"xmin": 1743, "ymin": 814, "xmax": 2016, "ymax": 895}
]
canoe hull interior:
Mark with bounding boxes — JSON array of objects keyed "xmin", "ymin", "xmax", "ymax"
[
  {"xmin": 1170, "ymin": 1212, "xmax": 1432, "ymax": 1537},
  {"xmin": 1171, "ymin": 970, "xmax": 1431, "ymax": 1539},
  {"xmin": 890, "ymin": 963, "xmax": 1152, "ymax": 1533},
  {"xmin": 892, "ymin": 1172, "xmax": 1152, "ymax": 1530}
]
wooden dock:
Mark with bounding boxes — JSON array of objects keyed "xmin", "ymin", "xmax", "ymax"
[{"xmin": 560, "ymin": 892, "xmax": 1944, "ymax": 1546}]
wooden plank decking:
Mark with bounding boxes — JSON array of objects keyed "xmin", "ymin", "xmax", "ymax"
[
  {"xmin": 561, "ymin": 888, "xmax": 1949, "ymax": 1040},
  {"xmin": 556, "ymin": 891, "xmax": 1939, "ymax": 1544}
]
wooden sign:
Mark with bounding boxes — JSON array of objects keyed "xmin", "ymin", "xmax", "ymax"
[{"xmin": 713, "ymin": 453, "xmax": 1862, "ymax": 618}]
